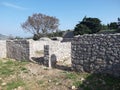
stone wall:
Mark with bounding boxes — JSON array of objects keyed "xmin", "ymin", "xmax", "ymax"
[
  {"xmin": 6, "ymin": 40, "xmax": 48, "ymax": 61},
  {"xmin": 0, "ymin": 40, "xmax": 6, "ymax": 58},
  {"xmin": 72, "ymin": 34, "xmax": 120, "ymax": 77},
  {"xmin": 44, "ymin": 41, "xmax": 71, "ymax": 67},
  {"xmin": 6, "ymin": 40, "xmax": 30, "ymax": 61}
]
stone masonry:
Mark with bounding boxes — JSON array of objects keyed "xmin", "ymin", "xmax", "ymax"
[
  {"xmin": 0, "ymin": 40, "xmax": 71, "ymax": 64},
  {"xmin": 72, "ymin": 34, "xmax": 120, "ymax": 77},
  {"xmin": 6, "ymin": 40, "xmax": 30, "ymax": 61},
  {"xmin": 6, "ymin": 40, "xmax": 47, "ymax": 61}
]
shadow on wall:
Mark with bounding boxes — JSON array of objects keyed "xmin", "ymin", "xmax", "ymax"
[
  {"xmin": 55, "ymin": 64, "xmax": 71, "ymax": 71},
  {"xmin": 35, "ymin": 53, "xmax": 72, "ymax": 71},
  {"xmin": 51, "ymin": 54, "xmax": 72, "ymax": 71},
  {"xmin": 31, "ymin": 54, "xmax": 57, "ymax": 68},
  {"xmin": 31, "ymin": 57, "xmax": 44, "ymax": 65}
]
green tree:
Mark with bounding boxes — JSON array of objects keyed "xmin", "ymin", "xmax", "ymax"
[
  {"xmin": 81, "ymin": 17, "xmax": 102, "ymax": 33},
  {"xmin": 21, "ymin": 13, "xmax": 59, "ymax": 40},
  {"xmin": 74, "ymin": 24, "xmax": 91, "ymax": 35},
  {"xmin": 109, "ymin": 22, "xmax": 118, "ymax": 30},
  {"xmin": 74, "ymin": 17, "xmax": 102, "ymax": 35}
]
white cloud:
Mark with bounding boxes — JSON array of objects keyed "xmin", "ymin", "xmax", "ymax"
[{"xmin": 2, "ymin": 2, "xmax": 28, "ymax": 10}]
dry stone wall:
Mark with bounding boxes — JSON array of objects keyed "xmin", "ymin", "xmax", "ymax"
[
  {"xmin": 6, "ymin": 40, "xmax": 30, "ymax": 61},
  {"xmin": 0, "ymin": 40, "xmax": 6, "ymax": 58},
  {"xmin": 72, "ymin": 34, "xmax": 120, "ymax": 77},
  {"xmin": 5, "ymin": 40, "xmax": 71, "ymax": 64},
  {"xmin": 6, "ymin": 40, "xmax": 48, "ymax": 61}
]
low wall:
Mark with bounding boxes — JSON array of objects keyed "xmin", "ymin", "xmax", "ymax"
[
  {"xmin": 6, "ymin": 40, "xmax": 30, "ymax": 61},
  {"xmin": 72, "ymin": 34, "xmax": 120, "ymax": 77},
  {"xmin": 44, "ymin": 41, "xmax": 71, "ymax": 67},
  {"xmin": 0, "ymin": 40, "xmax": 6, "ymax": 58}
]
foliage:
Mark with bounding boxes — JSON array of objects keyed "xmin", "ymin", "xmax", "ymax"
[
  {"xmin": 33, "ymin": 34, "xmax": 41, "ymax": 40},
  {"xmin": 21, "ymin": 13, "xmax": 59, "ymax": 40},
  {"xmin": 47, "ymin": 30, "xmax": 65, "ymax": 37},
  {"xmin": 109, "ymin": 22, "xmax": 118, "ymax": 30},
  {"xmin": 74, "ymin": 16, "xmax": 102, "ymax": 35},
  {"xmin": 74, "ymin": 24, "xmax": 91, "ymax": 35}
]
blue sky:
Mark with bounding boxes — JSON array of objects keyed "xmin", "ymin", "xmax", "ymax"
[{"xmin": 0, "ymin": 0, "xmax": 120, "ymax": 37}]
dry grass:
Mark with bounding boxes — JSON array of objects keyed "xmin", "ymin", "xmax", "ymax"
[{"xmin": 0, "ymin": 58, "xmax": 120, "ymax": 90}]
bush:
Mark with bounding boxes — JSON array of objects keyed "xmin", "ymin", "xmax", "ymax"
[{"xmin": 33, "ymin": 34, "xmax": 40, "ymax": 40}]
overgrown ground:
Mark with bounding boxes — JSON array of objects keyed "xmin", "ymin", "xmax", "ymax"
[{"xmin": 0, "ymin": 58, "xmax": 120, "ymax": 90}]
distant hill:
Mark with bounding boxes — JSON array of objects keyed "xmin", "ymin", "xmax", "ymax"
[{"xmin": 0, "ymin": 34, "xmax": 9, "ymax": 40}]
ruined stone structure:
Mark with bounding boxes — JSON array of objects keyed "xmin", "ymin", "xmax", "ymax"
[
  {"xmin": 44, "ymin": 41, "xmax": 71, "ymax": 68},
  {"xmin": 0, "ymin": 40, "xmax": 71, "ymax": 64},
  {"xmin": 72, "ymin": 34, "xmax": 120, "ymax": 77},
  {"xmin": 0, "ymin": 33, "xmax": 120, "ymax": 77}
]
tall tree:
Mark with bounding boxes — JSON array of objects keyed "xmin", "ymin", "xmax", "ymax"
[
  {"xmin": 81, "ymin": 17, "xmax": 102, "ymax": 33},
  {"xmin": 74, "ymin": 17, "xmax": 102, "ymax": 35},
  {"xmin": 21, "ymin": 13, "xmax": 59, "ymax": 40}
]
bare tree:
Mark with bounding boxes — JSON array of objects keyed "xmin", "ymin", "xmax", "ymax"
[{"xmin": 21, "ymin": 13, "xmax": 59, "ymax": 40}]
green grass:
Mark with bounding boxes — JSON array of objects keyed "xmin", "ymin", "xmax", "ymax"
[
  {"xmin": 0, "ymin": 67, "xmax": 14, "ymax": 76},
  {"xmin": 6, "ymin": 79, "xmax": 25, "ymax": 90},
  {"xmin": 0, "ymin": 59, "xmax": 120, "ymax": 90},
  {"xmin": 73, "ymin": 81, "xmax": 82, "ymax": 87},
  {"xmin": 0, "ymin": 60, "xmax": 29, "ymax": 77},
  {"xmin": 65, "ymin": 72, "xmax": 77, "ymax": 80},
  {"xmin": 0, "ymin": 61, "xmax": 14, "ymax": 76},
  {"xmin": 0, "ymin": 59, "xmax": 28, "ymax": 90},
  {"xmin": 20, "ymin": 67, "xmax": 29, "ymax": 73}
]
